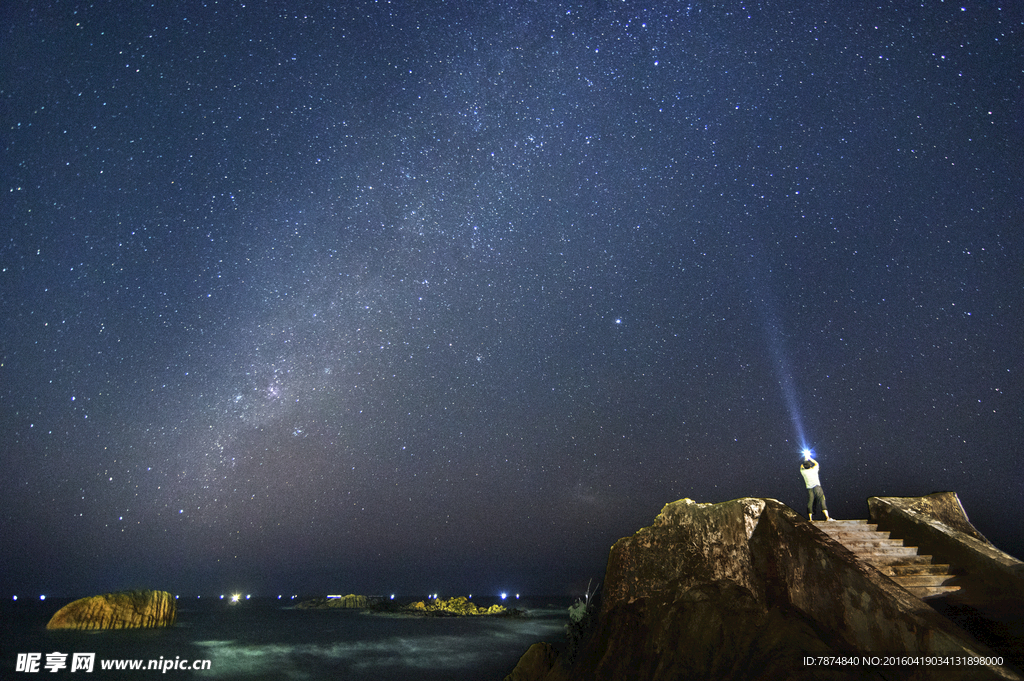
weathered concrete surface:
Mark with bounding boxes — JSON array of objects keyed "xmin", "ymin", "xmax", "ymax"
[
  {"xmin": 756, "ymin": 501, "xmax": 1018, "ymax": 679},
  {"xmin": 869, "ymin": 492, "xmax": 1024, "ymax": 668},
  {"xmin": 869, "ymin": 493, "xmax": 1024, "ymax": 611},
  {"xmin": 47, "ymin": 590, "xmax": 176, "ymax": 630},
  {"xmin": 524, "ymin": 498, "xmax": 1020, "ymax": 681}
]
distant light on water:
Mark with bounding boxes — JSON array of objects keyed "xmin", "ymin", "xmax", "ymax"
[
  {"xmin": 500, "ymin": 592, "xmax": 507, "ymax": 600},
  {"xmin": 12, "ymin": 595, "xmax": 17, "ymax": 601},
  {"xmin": 39, "ymin": 595, "xmax": 45, "ymax": 601}
]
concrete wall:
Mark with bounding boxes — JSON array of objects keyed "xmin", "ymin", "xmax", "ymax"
[
  {"xmin": 755, "ymin": 500, "xmax": 1019, "ymax": 680},
  {"xmin": 868, "ymin": 493, "xmax": 1024, "ymax": 612}
]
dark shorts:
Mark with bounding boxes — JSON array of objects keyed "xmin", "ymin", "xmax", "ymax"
[{"xmin": 807, "ymin": 485, "xmax": 827, "ymax": 515}]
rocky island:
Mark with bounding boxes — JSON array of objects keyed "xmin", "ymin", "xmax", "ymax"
[
  {"xmin": 295, "ymin": 594, "xmax": 516, "ymax": 617},
  {"xmin": 47, "ymin": 590, "xmax": 176, "ymax": 630},
  {"xmin": 294, "ymin": 594, "xmax": 371, "ymax": 609}
]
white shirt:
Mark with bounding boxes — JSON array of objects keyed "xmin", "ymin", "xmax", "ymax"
[{"xmin": 800, "ymin": 461, "xmax": 821, "ymax": 489}]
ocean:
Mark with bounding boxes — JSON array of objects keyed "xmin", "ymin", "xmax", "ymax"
[{"xmin": 1, "ymin": 596, "xmax": 571, "ymax": 680}]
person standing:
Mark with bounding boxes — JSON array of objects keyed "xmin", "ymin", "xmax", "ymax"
[{"xmin": 800, "ymin": 455, "xmax": 832, "ymax": 521}]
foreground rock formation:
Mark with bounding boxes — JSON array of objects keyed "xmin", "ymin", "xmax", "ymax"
[
  {"xmin": 509, "ymin": 495, "xmax": 1021, "ymax": 681},
  {"xmin": 47, "ymin": 590, "xmax": 176, "ymax": 630}
]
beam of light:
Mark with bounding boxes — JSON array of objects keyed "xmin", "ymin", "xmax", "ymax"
[
  {"xmin": 772, "ymin": 342, "xmax": 807, "ymax": 450},
  {"xmin": 758, "ymin": 287, "xmax": 811, "ymax": 454},
  {"xmin": 748, "ymin": 227, "xmax": 816, "ymax": 457}
]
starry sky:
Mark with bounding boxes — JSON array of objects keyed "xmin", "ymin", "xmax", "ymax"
[{"xmin": 2, "ymin": 1, "xmax": 1021, "ymax": 599}]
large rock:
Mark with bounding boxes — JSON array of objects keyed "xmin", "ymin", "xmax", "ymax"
[
  {"xmin": 47, "ymin": 590, "xmax": 176, "ymax": 630},
  {"xmin": 504, "ymin": 642, "xmax": 558, "ymax": 681},
  {"xmin": 531, "ymin": 497, "xmax": 1019, "ymax": 681}
]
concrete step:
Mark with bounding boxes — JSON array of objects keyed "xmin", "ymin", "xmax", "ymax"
[
  {"xmin": 838, "ymin": 538, "xmax": 907, "ymax": 549},
  {"xmin": 880, "ymin": 563, "xmax": 953, "ymax": 577},
  {"xmin": 815, "ymin": 519, "xmax": 963, "ymax": 601},
  {"xmin": 864, "ymin": 554, "xmax": 936, "ymax": 567},
  {"xmin": 895, "ymin": 574, "xmax": 959, "ymax": 587},
  {"xmin": 817, "ymin": 520, "xmax": 879, "ymax": 532},
  {"xmin": 905, "ymin": 585, "xmax": 962, "ymax": 600},
  {"xmin": 855, "ymin": 546, "xmax": 922, "ymax": 558},
  {"xmin": 818, "ymin": 526, "xmax": 889, "ymax": 541},
  {"xmin": 819, "ymin": 530, "xmax": 892, "ymax": 541}
]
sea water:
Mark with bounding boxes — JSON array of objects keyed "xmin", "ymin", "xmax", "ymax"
[{"xmin": 1, "ymin": 596, "xmax": 571, "ymax": 680}]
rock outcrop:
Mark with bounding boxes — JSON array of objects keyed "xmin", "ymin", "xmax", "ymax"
[
  {"xmin": 407, "ymin": 596, "xmax": 507, "ymax": 616},
  {"xmin": 295, "ymin": 594, "xmax": 369, "ymax": 609},
  {"xmin": 47, "ymin": 590, "xmax": 176, "ymax": 630},
  {"xmin": 512, "ymin": 497, "xmax": 1020, "ymax": 681},
  {"xmin": 293, "ymin": 594, "xmax": 512, "ymax": 616},
  {"xmin": 504, "ymin": 642, "xmax": 558, "ymax": 681}
]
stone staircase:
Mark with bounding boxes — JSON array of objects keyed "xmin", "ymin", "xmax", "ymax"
[{"xmin": 817, "ymin": 520, "xmax": 961, "ymax": 600}]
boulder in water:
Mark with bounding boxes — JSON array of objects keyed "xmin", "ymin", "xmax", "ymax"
[{"xmin": 47, "ymin": 590, "xmax": 176, "ymax": 630}]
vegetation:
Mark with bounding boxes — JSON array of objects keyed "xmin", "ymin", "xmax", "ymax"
[
  {"xmin": 565, "ymin": 580, "xmax": 600, "ymax": 662},
  {"xmin": 407, "ymin": 596, "xmax": 507, "ymax": 616},
  {"xmin": 296, "ymin": 594, "xmax": 516, "ymax": 616}
]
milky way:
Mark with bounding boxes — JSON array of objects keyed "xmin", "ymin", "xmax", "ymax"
[{"xmin": 2, "ymin": 1, "xmax": 1021, "ymax": 597}]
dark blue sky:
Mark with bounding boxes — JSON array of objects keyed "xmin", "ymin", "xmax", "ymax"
[{"xmin": 2, "ymin": 0, "xmax": 1021, "ymax": 598}]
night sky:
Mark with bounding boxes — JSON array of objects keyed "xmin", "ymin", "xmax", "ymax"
[{"xmin": 2, "ymin": 1, "xmax": 1021, "ymax": 600}]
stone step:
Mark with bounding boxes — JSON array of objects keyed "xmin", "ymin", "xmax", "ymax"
[
  {"xmin": 863, "ymin": 554, "xmax": 937, "ymax": 567},
  {"xmin": 905, "ymin": 585, "xmax": 962, "ymax": 600},
  {"xmin": 818, "ymin": 528, "xmax": 887, "ymax": 539},
  {"xmin": 894, "ymin": 574, "xmax": 959, "ymax": 587},
  {"xmin": 817, "ymin": 520, "xmax": 879, "ymax": 532},
  {"xmin": 819, "ymin": 530, "xmax": 892, "ymax": 540},
  {"xmin": 855, "ymin": 546, "xmax": 922, "ymax": 558},
  {"xmin": 813, "ymin": 519, "xmax": 963, "ymax": 600},
  {"xmin": 879, "ymin": 563, "xmax": 953, "ymax": 577},
  {"xmin": 838, "ymin": 538, "xmax": 907, "ymax": 548}
]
